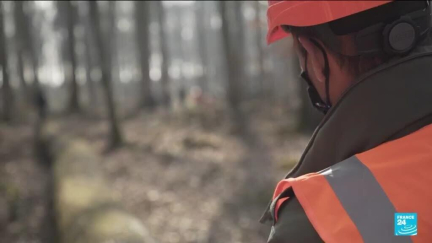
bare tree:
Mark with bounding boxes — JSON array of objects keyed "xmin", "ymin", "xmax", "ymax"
[
  {"xmin": 66, "ymin": 1, "xmax": 79, "ymax": 113},
  {"xmin": 219, "ymin": 1, "xmax": 242, "ymax": 111},
  {"xmin": 156, "ymin": 1, "xmax": 171, "ymax": 107},
  {"xmin": 218, "ymin": 1, "xmax": 251, "ymax": 136},
  {"xmin": 0, "ymin": 2, "xmax": 13, "ymax": 122},
  {"xmin": 82, "ymin": 4, "xmax": 98, "ymax": 111},
  {"xmin": 89, "ymin": 1, "xmax": 123, "ymax": 148},
  {"xmin": 84, "ymin": 47, "xmax": 97, "ymax": 109},
  {"xmin": 176, "ymin": 8, "xmax": 188, "ymax": 105},
  {"xmin": 13, "ymin": 2, "xmax": 27, "ymax": 100},
  {"xmin": 56, "ymin": 1, "xmax": 80, "ymax": 113},
  {"xmin": 135, "ymin": 1, "xmax": 155, "ymax": 109},
  {"xmin": 14, "ymin": 1, "xmax": 39, "ymax": 92},
  {"xmin": 195, "ymin": 1, "xmax": 209, "ymax": 93},
  {"xmin": 254, "ymin": 1, "xmax": 266, "ymax": 97},
  {"xmin": 234, "ymin": 1, "xmax": 245, "ymax": 86}
]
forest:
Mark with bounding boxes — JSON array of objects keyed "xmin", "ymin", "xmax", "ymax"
[{"xmin": 0, "ymin": 1, "xmax": 323, "ymax": 243}]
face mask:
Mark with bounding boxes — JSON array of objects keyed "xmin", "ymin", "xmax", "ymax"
[{"xmin": 300, "ymin": 39, "xmax": 332, "ymax": 114}]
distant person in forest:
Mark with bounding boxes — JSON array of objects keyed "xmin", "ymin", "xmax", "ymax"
[
  {"xmin": 262, "ymin": 1, "xmax": 432, "ymax": 242},
  {"xmin": 186, "ymin": 86, "xmax": 208, "ymax": 110},
  {"xmin": 34, "ymin": 86, "xmax": 47, "ymax": 120}
]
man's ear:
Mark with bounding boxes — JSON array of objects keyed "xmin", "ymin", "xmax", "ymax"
[{"xmin": 298, "ymin": 37, "xmax": 326, "ymax": 83}]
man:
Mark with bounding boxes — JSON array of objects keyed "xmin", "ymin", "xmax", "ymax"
[
  {"xmin": 261, "ymin": 1, "xmax": 432, "ymax": 242},
  {"xmin": 34, "ymin": 86, "xmax": 47, "ymax": 120}
]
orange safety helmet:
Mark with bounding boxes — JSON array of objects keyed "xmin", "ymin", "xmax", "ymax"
[{"xmin": 266, "ymin": 1, "xmax": 392, "ymax": 45}]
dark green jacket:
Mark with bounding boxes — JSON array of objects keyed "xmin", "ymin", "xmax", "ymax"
[{"xmin": 262, "ymin": 38, "xmax": 432, "ymax": 242}]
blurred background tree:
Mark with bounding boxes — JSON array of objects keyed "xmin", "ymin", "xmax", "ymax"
[
  {"xmin": 0, "ymin": 2, "xmax": 13, "ymax": 123},
  {"xmin": 0, "ymin": 1, "xmax": 323, "ymax": 243},
  {"xmin": 135, "ymin": 1, "xmax": 155, "ymax": 109}
]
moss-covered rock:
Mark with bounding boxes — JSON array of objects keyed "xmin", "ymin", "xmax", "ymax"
[
  {"xmin": 65, "ymin": 207, "xmax": 156, "ymax": 243},
  {"xmin": 37, "ymin": 121, "xmax": 157, "ymax": 243}
]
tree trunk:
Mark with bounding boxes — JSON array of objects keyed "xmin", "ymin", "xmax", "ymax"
[
  {"xmin": 14, "ymin": 2, "xmax": 28, "ymax": 99},
  {"xmin": 195, "ymin": 2, "xmax": 209, "ymax": 93},
  {"xmin": 89, "ymin": 1, "xmax": 123, "ymax": 148},
  {"xmin": 31, "ymin": 52, "xmax": 40, "ymax": 90},
  {"xmin": 156, "ymin": 1, "xmax": 171, "ymax": 107},
  {"xmin": 218, "ymin": 1, "xmax": 247, "ymax": 134},
  {"xmin": 219, "ymin": 1, "xmax": 242, "ymax": 110},
  {"xmin": 0, "ymin": 3, "xmax": 13, "ymax": 122},
  {"xmin": 234, "ymin": 1, "xmax": 245, "ymax": 89},
  {"xmin": 16, "ymin": 49, "xmax": 27, "ymax": 97},
  {"xmin": 64, "ymin": 1, "xmax": 80, "ymax": 113},
  {"xmin": 254, "ymin": 1, "xmax": 265, "ymax": 97},
  {"xmin": 171, "ymin": 6, "xmax": 188, "ymax": 103},
  {"xmin": 135, "ymin": 1, "xmax": 155, "ymax": 109},
  {"xmin": 14, "ymin": 1, "xmax": 39, "ymax": 95},
  {"xmin": 19, "ymin": 1, "xmax": 39, "ymax": 90},
  {"xmin": 80, "ymin": 2, "xmax": 97, "ymax": 111},
  {"xmin": 110, "ymin": 2, "xmax": 121, "ymax": 105},
  {"xmin": 84, "ymin": 29, "xmax": 97, "ymax": 110}
]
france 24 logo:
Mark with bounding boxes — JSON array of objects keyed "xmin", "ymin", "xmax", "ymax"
[{"xmin": 395, "ymin": 213, "xmax": 417, "ymax": 236}]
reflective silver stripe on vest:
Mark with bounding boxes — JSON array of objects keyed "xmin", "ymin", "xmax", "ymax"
[{"xmin": 320, "ymin": 156, "xmax": 412, "ymax": 243}]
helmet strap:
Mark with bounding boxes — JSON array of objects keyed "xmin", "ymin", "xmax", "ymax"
[
  {"xmin": 311, "ymin": 39, "xmax": 332, "ymax": 108},
  {"xmin": 301, "ymin": 40, "xmax": 332, "ymax": 114}
]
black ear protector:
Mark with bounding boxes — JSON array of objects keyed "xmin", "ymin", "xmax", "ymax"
[
  {"xmin": 281, "ymin": 1, "xmax": 431, "ymax": 114},
  {"xmin": 383, "ymin": 17, "xmax": 420, "ymax": 55},
  {"xmin": 282, "ymin": 1, "xmax": 431, "ymax": 57},
  {"xmin": 355, "ymin": 1, "xmax": 431, "ymax": 56}
]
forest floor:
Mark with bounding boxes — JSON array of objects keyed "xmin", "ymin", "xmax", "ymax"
[
  {"xmin": 0, "ymin": 121, "xmax": 57, "ymax": 243},
  {"xmin": 0, "ymin": 102, "xmax": 311, "ymax": 243}
]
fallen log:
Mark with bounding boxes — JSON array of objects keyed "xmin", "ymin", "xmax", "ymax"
[{"xmin": 37, "ymin": 121, "xmax": 157, "ymax": 243}]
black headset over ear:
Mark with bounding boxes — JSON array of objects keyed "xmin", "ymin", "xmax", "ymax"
[
  {"xmin": 283, "ymin": 1, "xmax": 431, "ymax": 57},
  {"xmin": 355, "ymin": 1, "xmax": 431, "ymax": 57},
  {"xmin": 383, "ymin": 17, "xmax": 420, "ymax": 55}
]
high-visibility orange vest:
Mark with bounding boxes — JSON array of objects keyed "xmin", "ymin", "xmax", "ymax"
[{"xmin": 271, "ymin": 124, "xmax": 432, "ymax": 243}]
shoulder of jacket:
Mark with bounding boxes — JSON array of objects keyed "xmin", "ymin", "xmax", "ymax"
[{"xmin": 267, "ymin": 196, "xmax": 323, "ymax": 243}]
